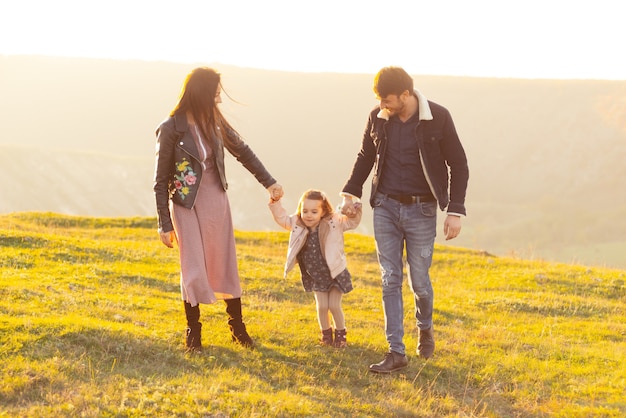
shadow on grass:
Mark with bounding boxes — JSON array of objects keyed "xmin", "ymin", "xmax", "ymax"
[
  {"xmin": 4, "ymin": 327, "xmax": 239, "ymax": 407},
  {"xmin": 6, "ymin": 323, "xmax": 496, "ymax": 416},
  {"xmin": 20, "ymin": 328, "xmax": 211, "ymax": 373},
  {"xmin": 242, "ymin": 340, "xmax": 441, "ymax": 416},
  {"xmin": 539, "ymin": 276, "xmax": 626, "ymax": 300},
  {"xmin": 0, "ymin": 234, "xmax": 50, "ymax": 249}
]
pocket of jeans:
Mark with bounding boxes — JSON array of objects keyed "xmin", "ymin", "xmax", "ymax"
[
  {"xmin": 420, "ymin": 201, "xmax": 437, "ymax": 217},
  {"xmin": 372, "ymin": 192, "xmax": 385, "ymax": 207}
]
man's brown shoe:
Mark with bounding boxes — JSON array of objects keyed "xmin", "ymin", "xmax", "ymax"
[
  {"xmin": 417, "ymin": 327, "xmax": 435, "ymax": 359},
  {"xmin": 369, "ymin": 351, "xmax": 408, "ymax": 373}
]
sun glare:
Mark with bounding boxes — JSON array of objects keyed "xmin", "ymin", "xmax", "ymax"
[{"xmin": 1, "ymin": 0, "xmax": 625, "ymax": 80}]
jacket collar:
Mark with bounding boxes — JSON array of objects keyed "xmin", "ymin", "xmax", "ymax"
[
  {"xmin": 376, "ymin": 89, "xmax": 433, "ymax": 122},
  {"xmin": 173, "ymin": 112, "xmax": 189, "ymax": 133},
  {"xmin": 414, "ymin": 89, "xmax": 433, "ymax": 121}
]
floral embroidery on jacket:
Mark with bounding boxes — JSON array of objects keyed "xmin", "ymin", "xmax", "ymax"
[{"xmin": 173, "ymin": 158, "xmax": 197, "ymax": 199}]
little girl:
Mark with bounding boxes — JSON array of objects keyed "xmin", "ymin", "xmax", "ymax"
[{"xmin": 269, "ymin": 189, "xmax": 362, "ymax": 347}]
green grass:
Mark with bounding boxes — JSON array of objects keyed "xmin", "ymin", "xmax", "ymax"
[{"xmin": 1, "ymin": 212, "xmax": 625, "ymax": 417}]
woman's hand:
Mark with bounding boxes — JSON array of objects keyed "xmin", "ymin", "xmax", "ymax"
[
  {"xmin": 267, "ymin": 183, "xmax": 284, "ymax": 201},
  {"xmin": 159, "ymin": 230, "xmax": 177, "ymax": 248}
]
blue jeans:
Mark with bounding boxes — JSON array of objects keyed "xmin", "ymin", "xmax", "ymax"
[{"xmin": 372, "ymin": 192, "xmax": 437, "ymax": 355}]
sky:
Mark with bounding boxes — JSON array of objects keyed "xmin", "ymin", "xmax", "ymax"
[{"xmin": 1, "ymin": 0, "xmax": 625, "ymax": 80}]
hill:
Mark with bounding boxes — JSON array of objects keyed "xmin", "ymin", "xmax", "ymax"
[
  {"xmin": 1, "ymin": 54, "xmax": 626, "ymax": 269},
  {"xmin": 0, "ymin": 213, "xmax": 624, "ymax": 416}
]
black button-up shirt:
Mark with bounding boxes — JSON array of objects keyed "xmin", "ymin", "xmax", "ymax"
[{"xmin": 378, "ymin": 113, "xmax": 432, "ymax": 197}]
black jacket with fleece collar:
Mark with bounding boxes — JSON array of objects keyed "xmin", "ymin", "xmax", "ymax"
[{"xmin": 342, "ymin": 90, "xmax": 469, "ymax": 216}]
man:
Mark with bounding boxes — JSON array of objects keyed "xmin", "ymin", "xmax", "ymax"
[{"xmin": 340, "ymin": 66, "xmax": 469, "ymax": 373}]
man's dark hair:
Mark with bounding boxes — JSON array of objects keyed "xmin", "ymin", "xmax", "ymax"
[{"xmin": 373, "ymin": 66, "xmax": 414, "ymax": 98}]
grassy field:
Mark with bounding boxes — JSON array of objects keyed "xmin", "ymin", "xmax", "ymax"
[{"xmin": 1, "ymin": 212, "xmax": 625, "ymax": 417}]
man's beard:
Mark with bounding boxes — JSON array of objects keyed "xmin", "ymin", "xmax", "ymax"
[{"xmin": 388, "ymin": 101, "xmax": 405, "ymax": 117}]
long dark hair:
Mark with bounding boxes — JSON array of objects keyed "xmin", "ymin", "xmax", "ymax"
[{"xmin": 170, "ymin": 67, "xmax": 238, "ymax": 144}]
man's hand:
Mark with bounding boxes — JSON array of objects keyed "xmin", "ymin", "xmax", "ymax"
[
  {"xmin": 340, "ymin": 195, "xmax": 355, "ymax": 216},
  {"xmin": 443, "ymin": 215, "xmax": 462, "ymax": 240}
]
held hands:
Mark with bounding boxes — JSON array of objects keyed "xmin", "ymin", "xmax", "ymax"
[
  {"xmin": 267, "ymin": 183, "xmax": 284, "ymax": 202},
  {"xmin": 443, "ymin": 215, "xmax": 462, "ymax": 240},
  {"xmin": 340, "ymin": 195, "xmax": 360, "ymax": 218}
]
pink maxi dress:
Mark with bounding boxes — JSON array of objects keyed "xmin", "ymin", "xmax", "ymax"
[{"xmin": 171, "ymin": 125, "xmax": 241, "ymax": 306}]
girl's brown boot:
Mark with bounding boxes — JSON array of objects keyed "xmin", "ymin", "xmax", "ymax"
[
  {"xmin": 334, "ymin": 328, "xmax": 347, "ymax": 348},
  {"xmin": 320, "ymin": 328, "xmax": 333, "ymax": 346}
]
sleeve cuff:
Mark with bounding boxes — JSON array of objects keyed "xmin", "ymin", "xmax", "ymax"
[
  {"xmin": 340, "ymin": 192, "xmax": 360, "ymax": 201},
  {"xmin": 447, "ymin": 212, "xmax": 465, "ymax": 218}
]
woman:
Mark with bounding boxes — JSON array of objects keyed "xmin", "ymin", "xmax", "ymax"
[{"xmin": 154, "ymin": 67, "xmax": 283, "ymax": 351}]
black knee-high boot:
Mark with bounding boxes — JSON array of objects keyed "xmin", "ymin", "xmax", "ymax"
[
  {"xmin": 225, "ymin": 298, "xmax": 254, "ymax": 348},
  {"xmin": 184, "ymin": 301, "xmax": 202, "ymax": 351}
]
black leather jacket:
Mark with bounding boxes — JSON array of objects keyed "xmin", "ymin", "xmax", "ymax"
[{"xmin": 153, "ymin": 113, "xmax": 276, "ymax": 233}]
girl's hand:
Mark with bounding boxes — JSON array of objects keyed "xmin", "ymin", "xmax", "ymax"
[{"xmin": 345, "ymin": 202, "xmax": 362, "ymax": 218}]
